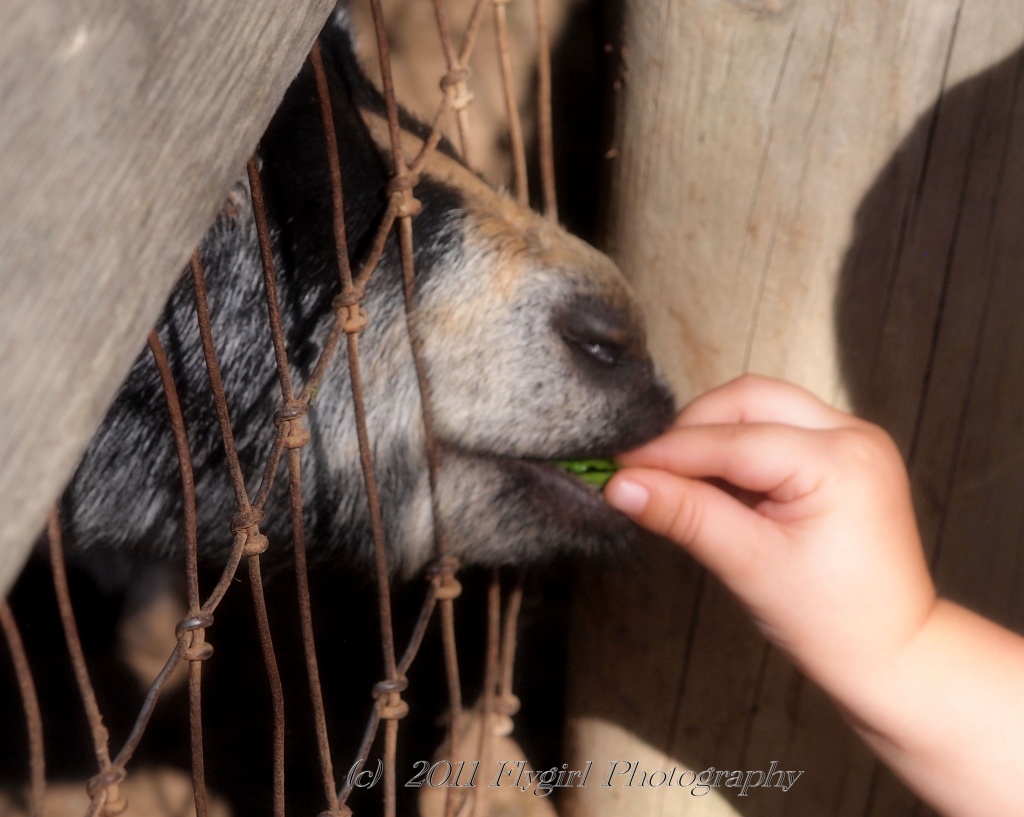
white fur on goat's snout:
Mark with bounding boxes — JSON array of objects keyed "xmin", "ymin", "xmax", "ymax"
[{"xmin": 417, "ymin": 203, "xmax": 644, "ymax": 458}]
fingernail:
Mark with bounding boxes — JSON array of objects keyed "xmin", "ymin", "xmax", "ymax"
[{"xmin": 606, "ymin": 479, "xmax": 650, "ymax": 515}]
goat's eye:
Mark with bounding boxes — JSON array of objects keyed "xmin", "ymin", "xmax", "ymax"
[
  {"xmin": 554, "ymin": 296, "xmax": 641, "ymax": 370},
  {"xmin": 579, "ymin": 339, "xmax": 622, "ymax": 366},
  {"xmin": 561, "ymin": 329, "xmax": 626, "ymax": 367}
]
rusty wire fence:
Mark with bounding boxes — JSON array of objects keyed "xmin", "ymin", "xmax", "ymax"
[{"xmin": 0, "ymin": 0, "xmax": 562, "ymax": 815}]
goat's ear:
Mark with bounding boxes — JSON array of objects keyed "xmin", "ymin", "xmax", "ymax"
[
  {"xmin": 317, "ymin": 6, "xmax": 386, "ymax": 120},
  {"xmin": 257, "ymin": 23, "xmax": 391, "ymax": 269}
]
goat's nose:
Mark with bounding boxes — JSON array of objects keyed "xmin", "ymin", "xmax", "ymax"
[{"xmin": 555, "ymin": 296, "xmax": 645, "ymax": 368}]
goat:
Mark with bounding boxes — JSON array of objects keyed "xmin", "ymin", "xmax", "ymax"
[{"xmin": 58, "ymin": 8, "xmax": 676, "ymax": 578}]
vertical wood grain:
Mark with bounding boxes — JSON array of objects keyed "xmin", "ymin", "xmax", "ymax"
[
  {"xmin": 566, "ymin": 1, "xmax": 1024, "ymax": 814},
  {"xmin": 0, "ymin": 0, "xmax": 335, "ymax": 595}
]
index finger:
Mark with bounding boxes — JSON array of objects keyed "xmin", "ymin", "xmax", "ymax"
[
  {"xmin": 676, "ymin": 374, "xmax": 857, "ymax": 431},
  {"xmin": 617, "ymin": 422, "xmax": 831, "ymax": 504}
]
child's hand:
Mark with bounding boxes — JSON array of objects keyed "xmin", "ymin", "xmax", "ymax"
[
  {"xmin": 607, "ymin": 374, "xmax": 1024, "ymax": 816},
  {"xmin": 605, "ymin": 374, "xmax": 936, "ymax": 693}
]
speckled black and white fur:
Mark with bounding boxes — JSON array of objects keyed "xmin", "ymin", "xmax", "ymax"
[{"xmin": 60, "ymin": 9, "xmax": 675, "ymax": 578}]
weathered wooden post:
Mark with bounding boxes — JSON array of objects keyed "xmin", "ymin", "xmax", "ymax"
[
  {"xmin": 0, "ymin": 0, "xmax": 335, "ymax": 595},
  {"xmin": 565, "ymin": 1, "xmax": 1024, "ymax": 814}
]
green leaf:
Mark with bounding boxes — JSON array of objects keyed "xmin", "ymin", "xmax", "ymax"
[{"xmin": 555, "ymin": 458, "xmax": 620, "ymax": 488}]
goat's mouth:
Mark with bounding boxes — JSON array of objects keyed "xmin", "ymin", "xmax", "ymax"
[
  {"xmin": 552, "ymin": 458, "xmax": 620, "ymax": 489},
  {"xmin": 501, "ymin": 455, "xmax": 640, "ymax": 546},
  {"xmin": 422, "ymin": 442, "xmax": 655, "ymax": 570},
  {"xmin": 521, "ymin": 457, "xmax": 614, "ymax": 495},
  {"xmin": 488, "ymin": 452, "xmax": 631, "ymax": 526}
]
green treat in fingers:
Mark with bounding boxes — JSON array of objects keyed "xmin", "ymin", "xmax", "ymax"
[{"xmin": 555, "ymin": 458, "xmax": 621, "ymax": 489}]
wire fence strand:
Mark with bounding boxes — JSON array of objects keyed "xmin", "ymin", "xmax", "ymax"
[
  {"xmin": 4, "ymin": 3, "xmax": 564, "ymax": 815},
  {"xmin": 491, "ymin": 0, "xmax": 530, "ymax": 205},
  {"xmin": 0, "ymin": 602, "xmax": 45, "ymax": 817}
]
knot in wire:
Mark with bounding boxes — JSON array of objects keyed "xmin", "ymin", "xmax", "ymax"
[
  {"xmin": 489, "ymin": 694, "xmax": 520, "ymax": 737},
  {"xmin": 450, "ymin": 88, "xmax": 475, "ymax": 112},
  {"xmin": 427, "ymin": 554, "xmax": 462, "ymax": 601},
  {"xmin": 332, "ymin": 290, "xmax": 369, "ymax": 335},
  {"xmin": 440, "ymin": 66, "xmax": 473, "ymax": 88},
  {"xmin": 274, "ymin": 400, "xmax": 311, "ymax": 449},
  {"xmin": 87, "ymin": 765, "xmax": 128, "ymax": 816},
  {"xmin": 175, "ymin": 612, "xmax": 214, "ymax": 661},
  {"xmin": 490, "ymin": 712, "xmax": 515, "ymax": 738},
  {"xmin": 440, "ymin": 67, "xmax": 475, "ymax": 111},
  {"xmin": 231, "ymin": 508, "xmax": 269, "ymax": 557},
  {"xmin": 387, "ymin": 173, "xmax": 422, "ymax": 219},
  {"xmin": 373, "ymin": 676, "xmax": 409, "ymax": 721},
  {"xmin": 495, "ymin": 692, "xmax": 521, "ymax": 717},
  {"xmin": 343, "ymin": 306, "xmax": 369, "ymax": 334}
]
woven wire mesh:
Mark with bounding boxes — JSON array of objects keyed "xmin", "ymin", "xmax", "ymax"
[{"xmin": 0, "ymin": 1, "xmax": 563, "ymax": 815}]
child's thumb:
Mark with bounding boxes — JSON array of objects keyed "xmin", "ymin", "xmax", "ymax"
[{"xmin": 605, "ymin": 468, "xmax": 768, "ymax": 582}]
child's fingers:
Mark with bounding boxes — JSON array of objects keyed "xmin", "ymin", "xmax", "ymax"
[
  {"xmin": 605, "ymin": 468, "xmax": 777, "ymax": 583},
  {"xmin": 675, "ymin": 374, "xmax": 854, "ymax": 431},
  {"xmin": 616, "ymin": 423, "xmax": 827, "ymax": 502}
]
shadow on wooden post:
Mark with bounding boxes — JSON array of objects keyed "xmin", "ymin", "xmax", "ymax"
[{"xmin": 565, "ymin": 1, "xmax": 1024, "ymax": 815}]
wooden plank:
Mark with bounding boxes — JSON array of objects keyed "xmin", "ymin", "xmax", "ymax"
[
  {"xmin": 565, "ymin": 1, "xmax": 1024, "ymax": 815},
  {"xmin": 0, "ymin": 0, "xmax": 335, "ymax": 595}
]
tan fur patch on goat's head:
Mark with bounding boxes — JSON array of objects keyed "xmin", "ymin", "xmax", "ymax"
[{"xmin": 356, "ymin": 105, "xmax": 673, "ymax": 574}]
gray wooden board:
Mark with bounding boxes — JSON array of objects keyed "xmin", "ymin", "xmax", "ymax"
[{"xmin": 0, "ymin": 0, "xmax": 335, "ymax": 594}]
